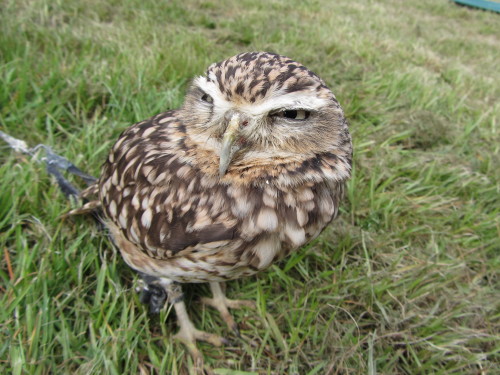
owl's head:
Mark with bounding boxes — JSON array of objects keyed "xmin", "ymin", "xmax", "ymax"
[{"xmin": 179, "ymin": 52, "xmax": 352, "ymax": 186}]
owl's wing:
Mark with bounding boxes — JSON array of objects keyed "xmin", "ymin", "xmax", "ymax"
[{"xmin": 99, "ymin": 111, "xmax": 238, "ymax": 260}]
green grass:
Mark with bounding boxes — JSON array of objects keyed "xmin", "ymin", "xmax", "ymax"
[{"xmin": 1, "ymin": 0, "xmax": 499, "ymax": 373}]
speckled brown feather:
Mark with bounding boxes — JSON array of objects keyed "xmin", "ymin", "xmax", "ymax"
[{"xmin": 96, "ymin": 52, "xmax": 352, "ymax": 283}]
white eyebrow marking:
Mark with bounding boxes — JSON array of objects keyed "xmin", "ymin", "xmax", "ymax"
[
  {"xmin": 241, "ymin": 91, "xmax": 329, "ymax": 116},
  {"xmin": 194, "ymin": 76, "xmax": 332, "ymax": 117}
]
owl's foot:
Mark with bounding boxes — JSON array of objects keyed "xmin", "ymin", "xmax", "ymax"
[
  {"xmin": 174, "ymin": 287, "xmax": 231, "ymax": 345},
  {"xmin": 139, "ymin": 277, "xmax": 229, "ymax": 373},
  {"xmin": 173, "ymin": 297, "xmax": 230, "ymax": 374},
  {"xmin": 201, "ymin": 282, "xmax": 256, "ymax": 337}
]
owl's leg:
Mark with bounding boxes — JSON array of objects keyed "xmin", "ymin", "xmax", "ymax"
[
  {"xmin": 150, "ymin": 280, "xmax": 229, "ymax": 360},
  {"xmin": 136, "ymin": 276, "xmax": 228, "ymax": 372},
  {"xmin": 173, "ymin": 297, "xmax": 230, "ymax": 346},
  {"xmin": 168, "ymin": 284, "xmax": 231, "ymax": 374},
  {"xmin": 201, "ymin": 282, "xmax": 256, "ymax": 337}
]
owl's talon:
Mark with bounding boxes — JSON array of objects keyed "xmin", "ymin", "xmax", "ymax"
[
  {"xmin": 175, "ymin": 327, "xmax": 229, "ymax": 348},
  {"xmin": 182, "ymin": 344, "xmax": 211, "ymax": 375},
  {"xmin": 230, "ymin": 322, "xmax": 241, "ymax": 338},
  {"xmin": 226, "ymin": 299, "xmax": 257, "ymax": 309},
  {"xmin": 174, "ymin": 321, "xmax": 232, "ymax": 367},
  {"xmin": 201, "ymin": 282, "xmax": 256, "ymax": 338}
]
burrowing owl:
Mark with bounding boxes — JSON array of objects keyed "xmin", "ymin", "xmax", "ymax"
[{"xmin": 83, "ymin": 51, "xmax": 352, "ymax": 364}]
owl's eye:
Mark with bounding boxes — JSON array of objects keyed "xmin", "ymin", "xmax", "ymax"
[
  {"xmin": 201, "ymin": 93, "xmax": 214, "ymax": 104},
  {"xmin": 272, "ymin": 109, "xmax": 311, "ymax": 120}
]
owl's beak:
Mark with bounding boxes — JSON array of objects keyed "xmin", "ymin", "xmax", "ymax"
[{"xmin": 219, "ymin": 112, "xmax": 243, "ymax": 177}]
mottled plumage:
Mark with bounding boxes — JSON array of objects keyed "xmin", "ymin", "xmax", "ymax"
[{"xmin": 84, "ymin": 52, "xmax": 352, "ymax": 366}]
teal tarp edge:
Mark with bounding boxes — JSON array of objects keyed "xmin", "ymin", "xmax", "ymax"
[{"xmin": 453, "ymin": 0, "xmax": 500, "ymax": 13}]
